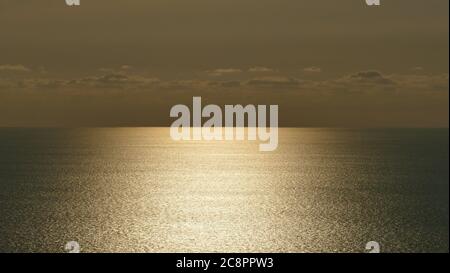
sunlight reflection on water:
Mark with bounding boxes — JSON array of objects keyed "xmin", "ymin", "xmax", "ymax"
[{"xmin": 0, "ymin": 128, "xmax": 448, "ymax": 252}]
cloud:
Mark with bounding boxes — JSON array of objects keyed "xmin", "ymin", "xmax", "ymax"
[
  {"xmin": 206, "ymin": 68, "xmax": 242, "ymax": 77},
  {"xmin": 17, "ymin": 78, "xmax": 67, "ymax": 89},
  {"xmin": 208, "ymin": 80, "xmax": 241, "ymax": 88},
  {"xmin": 99, "ymin": 65, "xmax": 134, "ymax": 73},
  {"xmin": 316, "ymin": 71, "xmax": 449, "ymax": 95},
  {"xmin": 67, "ymin": 72, "xmax": 159, "ymax": 89},
  {"xmin": 303, "ymin": 66, "xmax": 322, "ymax": 73},
  {"xmin": 159, "ymin": 80, "xmax": 213, "ymax": 91},
  {"xmin": 120, "ymin": 65, "xmax": 133, "ymax": 70},
  {"xmin": 0, "ymin": 64, "xmax": 31, "ymax": 72},
  {"xmin": 0, "ymin": 78, "xmax": 15, "ymax": 89},
  {"xmin": 6, "ymin": 71, "xmax": 160, "ymax": 90},
  {"xmin": 3, "ymin": 68, "xmax": 447, "ymax": 98},
  {"xmin": 246, "ymin": 76, "xmax": 301, "ymax": 88},
  {"xmin": 346, "ymin": 71, "xmax": 396, "ymax": 85},
  {"xmin": 393, "ymin": 73, "xmax": 449, "ymax": 93},
  {"xmin": 248, "ymin": 66, "xmax": 274, "ymax": 73},
  {"xmin": 411, "ymin": 66, "xmax": 424, "ymax": 72}
]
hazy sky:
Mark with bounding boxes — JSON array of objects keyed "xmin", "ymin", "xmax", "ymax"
[{"xmin": 0, "ymin": 0, "xmax": 448, "ymax": 127}]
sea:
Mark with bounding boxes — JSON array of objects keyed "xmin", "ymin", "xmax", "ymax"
[{"xmin": 0, "ymin": 128, "xmax": 448, "ymax": 253}]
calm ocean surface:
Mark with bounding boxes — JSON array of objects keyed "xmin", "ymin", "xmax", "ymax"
[{"xmin": 0, "ymin": 128, "xmax": 448, "ymax": 253}]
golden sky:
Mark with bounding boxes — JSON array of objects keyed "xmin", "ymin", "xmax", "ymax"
[{"xmin": 0, "ymin": 0, "xmax": 448, "ymax": 127}]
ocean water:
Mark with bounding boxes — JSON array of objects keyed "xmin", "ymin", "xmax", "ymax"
[{"xmin": 0, "ymin": 128, "xmax": 448, "ymax": 253}]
